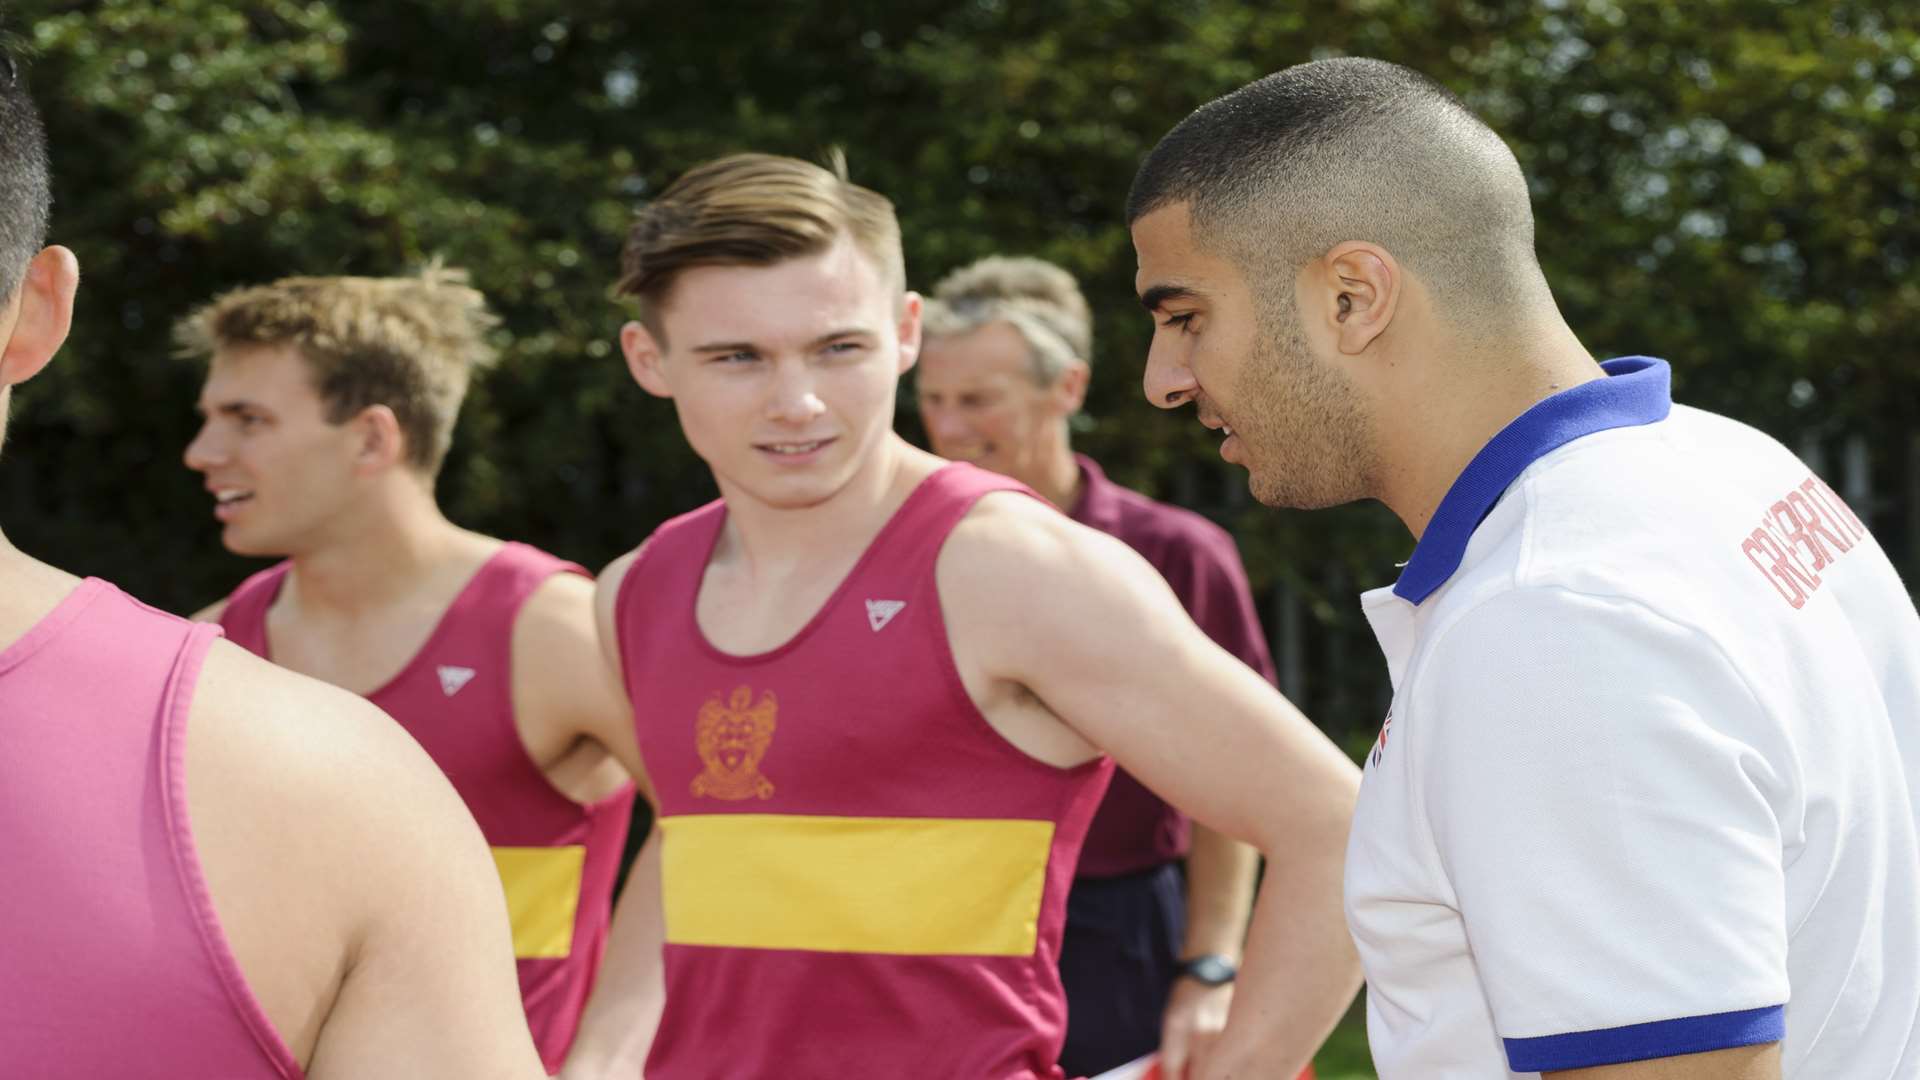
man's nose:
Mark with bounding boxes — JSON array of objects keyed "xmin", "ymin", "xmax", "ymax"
[
  {"xmin": 921, "ymin": 405, "xmax": 970, "ymax": 447},
  {"xmin": 767, "ymin": 363, "xmax": 827, "ymax": 423},
  {"xmin": 1142, "ymin": 338, "xmax": 1198, "ymax": 410},
  {"xmin": 183, "ymin": 422, "xmax": 224, "ymax": 470}
]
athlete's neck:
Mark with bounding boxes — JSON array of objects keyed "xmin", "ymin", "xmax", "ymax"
[
  {"xmin": 714, "ymin": 434, "xmax": 941, "ymax": 582},
  {"xmin": 0, "ymin": 525, "xmax": 53, "ymax": 584},
  {"xmin": 1375, "ymin": 317, "xmax": 1600, "ymax": 540},
  {"xmin": 0, "ymin": 526, "xmax": 84, "ymax": 640},
  {"xmin": 280, "ymin": 488, "xmax": 492, "ymax": 620}
]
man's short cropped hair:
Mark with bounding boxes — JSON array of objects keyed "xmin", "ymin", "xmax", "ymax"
[
  {"xmin": 613, "ymin": 150, "xmax": 905, "ymax": 341},
  {"xmin": 922, "ymin": 255, "xmax": 1092, "ymax": 385},
  {"xmin": 0, "ymin": 42, "xmax": 51, "ymax": 306},
  {"xmin": 1128, "ymin": 57, "xmax": 1542, "ymax": 319},
  {"xmin": 174, "ymin": 265, "xmax": 500, "ymax": 474}
]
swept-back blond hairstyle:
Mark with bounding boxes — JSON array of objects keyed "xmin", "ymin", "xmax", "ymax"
[
  {"xmin": 175, "ymin": 264, "xmax": 500, "ymax": 474},
  {"xmin": 922, "ymin": 255, "xmax": 1091, "ymax": 385},
  {"xmin": 614, "ymin": 150, "xmax": 904, "ymax": 340}
]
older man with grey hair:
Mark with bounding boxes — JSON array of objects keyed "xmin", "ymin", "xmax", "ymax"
[{"xmin": 916, "ymin": 255, "xmax": 1312, "ymax": 1079}]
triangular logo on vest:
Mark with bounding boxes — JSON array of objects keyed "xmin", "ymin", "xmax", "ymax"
[
  {"xmin": 437, "ymin": 665, "xmax": 477, "ymax": 697},
  {"xmin": 865, "ymin": 599, "xmax": 906, "ymax": 633}
]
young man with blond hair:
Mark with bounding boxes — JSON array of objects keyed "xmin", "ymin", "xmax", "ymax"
[
  {"xmin": 0, "ymin": 48, "xmax": 543, "ymax": 1079},
  {"xmin": 917, "ymin": 255, "xmax": 1298, "ymax": 1079},
  {"xmin": 557, "ymin": 151, "xmax": 1362, "ymax": 1080},
  {"xmin": 180, "ymin": 268, "xmax": 640, "ymax": 1073},
  {"xmin": 1131, "ymin": 56, "xmax": 1920, "ymax": 1079}
]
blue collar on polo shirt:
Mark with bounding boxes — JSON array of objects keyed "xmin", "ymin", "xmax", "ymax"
[{"xmin": 1392, "ymin": 356, "xmax": 1673, "ymax": 605}]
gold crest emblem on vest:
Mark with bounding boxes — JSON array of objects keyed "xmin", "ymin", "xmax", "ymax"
[{"xmin": 692, "ymin": 685, "xmax": 777, "ymax": 800}]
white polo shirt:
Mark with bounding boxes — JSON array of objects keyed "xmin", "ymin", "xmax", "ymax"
[{"xmin": 1345, "ymin": 357, "xmax": 1920, "ymax": 1078}]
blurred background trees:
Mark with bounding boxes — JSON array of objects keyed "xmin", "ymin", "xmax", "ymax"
[{"xmin": 6, "ymin": 0, "xmax": 1915, "ymax": 756}]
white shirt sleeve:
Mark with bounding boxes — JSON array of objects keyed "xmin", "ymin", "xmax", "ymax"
[{"xmin": 1412, "ymin": 586, "xmax": 1790, "ymax": 1073}]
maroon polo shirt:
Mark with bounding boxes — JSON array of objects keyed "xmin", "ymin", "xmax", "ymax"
[{"xmin": 1067, "ymin": 454, "xmax": 1279, "ymax": 878}]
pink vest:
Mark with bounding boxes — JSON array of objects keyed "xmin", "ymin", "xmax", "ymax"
[
  {"xmin": 0, "ymin": 579, "xmax": 302, "ymax": 1077},
  {"xmin": 616, "ymin": 464, "xmax": 1114, "ymax": 1080},
  {"xmin": 220, "ymin": 543, "xmax": 635, "ymax": 1072}
]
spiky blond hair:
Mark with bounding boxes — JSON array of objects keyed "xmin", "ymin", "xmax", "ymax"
[{"xmin": 175, "ymin": 263, "xmax": 500, "ymax": 474}]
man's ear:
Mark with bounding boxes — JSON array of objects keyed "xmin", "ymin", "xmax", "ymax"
[
  {"xmin": 1052, "ymin": 360, "xmax": 1091, "ymax": 416},
  {"xmin": 0, "ymin": 246, "xmax": 79, "ymax": 389},
  {"xmin": 1314, "ymin": 241, "xmax": 1399, "ymax": 356},
  {"xmin": 348, "ymin": 404, "xmax": 408, "ymax": 475},
  {"xmin": 895, "ymin": 291, "xmax": 924, "ymax": 376},
  {"xmin": 621, "ymin": 321, "xmax": 674, "ymax": 398}
]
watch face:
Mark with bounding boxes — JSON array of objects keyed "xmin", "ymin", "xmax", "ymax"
[{"xmin": 1182, "ymin": 954, "xmax": 1237, "ymax": 986}]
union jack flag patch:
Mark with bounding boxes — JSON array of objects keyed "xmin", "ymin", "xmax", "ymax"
[{"xmin": 1371, "ymin": 706, "xmax": 1394, "ymax": 768}]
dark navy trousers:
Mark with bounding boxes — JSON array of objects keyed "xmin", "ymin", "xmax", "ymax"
[{"xmin": 1056, "ymin": 861, "xmax": 1186, "ymax": 1077}]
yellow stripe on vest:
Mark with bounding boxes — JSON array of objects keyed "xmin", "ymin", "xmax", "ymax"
[
  {"xmin": 490, "ymin": 846, "xmax": 586, "ymax": 959},
  {"xmin": 660, "ymin": 814, "xmax": 1055, "ymax": 956}
]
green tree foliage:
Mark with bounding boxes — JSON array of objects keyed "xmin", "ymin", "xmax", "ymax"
[{"xmin": 5, "ymin": 0, "xmax": 1914, "ymax": 744}]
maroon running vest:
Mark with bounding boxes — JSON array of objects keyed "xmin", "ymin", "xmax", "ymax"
[
  {"xmin": 219, "ymin": 542, "xmax": 634, "ymax": 1072},
  {"xmin": 0, "ymin": 580, "xmax": 302, "ymax": 1077},
  {"xmin": 616, "ymin": 464, "xmax": 1113, "ymax": 1079}
]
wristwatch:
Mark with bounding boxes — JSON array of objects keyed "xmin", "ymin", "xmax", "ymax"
[{"xmin": 1176, "ymin": 953, "xmax": 1239, "ymax": 987}]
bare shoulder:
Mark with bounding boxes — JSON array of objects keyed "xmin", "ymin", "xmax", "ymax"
[
  {"xmin": 941, "ymin": 490, "xmax": 1177, "ymax": 610},
  {"xmin": 591, "ymin": 546, "xmax": 645, "ymax": 655},
  {"xmin": 189, "ymin": 638, "xmax": 490, "ymax": 883},
  {"xmin": 517, "ymin": 569, "xmax": 598, "ymax": 642},
  {"xmin": 187, "ymin": 639, "xmax": 518, "ymax": 1068},
  {"xmin": 936, "ymin": 491, "xmax": 1205, "ymax": 698},
  {"xmin": 948, "ymin": 490, "xmax": 1102, "ymax": 565},
  {"xmin": 194, "ymin": 638, "xmax": 405, "ymax": 769},
  {"xmin": 595, "ymin": 546, "xmax": 644, "ymax": 602},
  {"xmin": 512, "ymin": 570, "xmax": 605, "ymax": 702},
  {"xmin": 195, "ymin": 639, "xmax": 437, "ymax": 773}
]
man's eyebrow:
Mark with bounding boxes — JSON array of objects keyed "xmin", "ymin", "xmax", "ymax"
[
  {"xmin": 806, "ymin": 327, "xmax": 874, "ymax": 349},
  {"xmin": 197, "ymin": 400, "xmax": 259, "ymax": 417},
  {"xmin": 1138, "ymin": 284, "xmax": 1200, "ymax": 312},
  {"xmin": 691, "ymin": 328, "xmax": 873, "ymax": 354}
]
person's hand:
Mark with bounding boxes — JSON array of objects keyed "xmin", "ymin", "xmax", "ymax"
[{"xmin": 1157, "ymin": 978, "xmax": 1233, "ymax": 1079}]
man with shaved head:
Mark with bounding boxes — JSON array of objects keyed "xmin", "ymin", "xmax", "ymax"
[{"xmin": 1130, "ymin": 56, "xmax": 1920, "ymax": 1080}]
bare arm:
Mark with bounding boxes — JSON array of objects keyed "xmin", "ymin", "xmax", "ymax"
[
  {"xmin": 557, "ymin": 550, "xmax": 666, "ymax": 1079},
  {"xmin": 1182, "ymin": 824, "xmax": 1258, "ymax": 961},
  {"xmin": 942, "ymin": 496, "xmax": 1362, "ymax": 1080},
  {"xmin": 1158, "ymin": 530, "xmax": 1270, "ymax": 1075},
  {"xmin": 304, "ymin": 774, "xmax": 546, "ymax": 1080},
  {"xmin": 1548, "ymin": 1044, "xmax": 1780, "ymax": 1080},
  {"xmin": 1158, "ymin": 823, "xmax": 1260, "ymax": 1074},
  {"xmin": 189, "ymin": 597, "xmax": 228, "ymax": 623},
  {"xmin": 1163, "ymin": 532, "xmax": 1267, "ymax": 971},
  {"xmin": 559, "ymin": 827, "xmax": 666, "ymax": 1078},
  {"xmin": 189, "ymin": 641, "xmax": 545, "ymax": 1080},
  {"xmin": 510, "ymin": 571, "xmax": 644, "ymax": 806}
]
